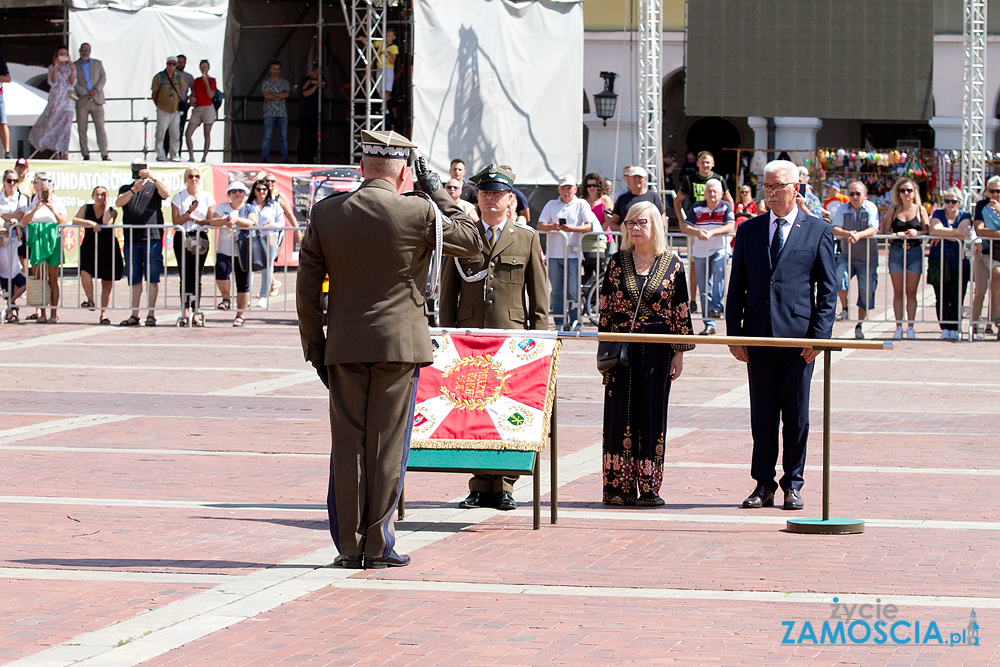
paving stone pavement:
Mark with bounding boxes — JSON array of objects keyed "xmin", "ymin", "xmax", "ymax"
[{"xmin": 0, "ymin": 307, "xmax": 997, "ymax": 666}]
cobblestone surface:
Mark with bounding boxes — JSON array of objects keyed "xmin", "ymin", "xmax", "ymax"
[{"xmin": 0, "ymin": 313, "xmax": 996, "ymax": 665}]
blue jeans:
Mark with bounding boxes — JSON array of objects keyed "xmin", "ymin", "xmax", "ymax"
[
  {"xmin": 262, "ymin": 116, "xmax": 288, "ymax": 161},
  {"xmin": 548, "ymin": 257, "xmax": 579, "ymax": 327},
  {"xmin": 693, "ymin": 250, "xmax": 726, "ymax": 327},
  {"xmin": 125, "ymin": 238, "xmax": 163, "ymax": 285},
  {"xmin": 258, "ymin": 234, "xmax": 282, "ymax": 298},
  {"xmin": 836, "ymin": 256, "xmax": 878, "ymax": 309},
  {"xmin": 888, "ymin": 244, "xmax": 923, "ymax": 274}
]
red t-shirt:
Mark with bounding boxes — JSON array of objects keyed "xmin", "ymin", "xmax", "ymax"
[{"xmin": 191, "ymin": 77, "xmax": 217, "ymax": 107}]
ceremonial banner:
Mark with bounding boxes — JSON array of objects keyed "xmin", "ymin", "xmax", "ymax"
[{"xmin": 411, "ymin": 334, "xmax": 561, "ymax": 452}]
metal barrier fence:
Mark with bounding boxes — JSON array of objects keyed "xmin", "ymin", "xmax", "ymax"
[
  {"xmin": 2, "ymin": 221, "xmax": 997, "ymax": 340},
  {"xmin": 539, "ymin": 230, "xmax": 997, "ymax": 340},
  {"xmin": 0, "ymin": 222, "xmax": 297, "ymax": 326}
]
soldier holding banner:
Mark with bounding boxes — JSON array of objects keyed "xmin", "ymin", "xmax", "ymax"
[
  {"xmin": 439, "ymin": 162, "xmax": 547, "ymax": 511},
  {"xmin": 296, "ymin": 130, "xmax": 482, "ymax": 569}
]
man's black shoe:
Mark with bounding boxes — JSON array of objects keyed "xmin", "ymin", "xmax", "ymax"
[
  {"xmin": 459, "ymin": 491, "xmax": 491, "ymax": 509},
  {"xmin": 784, "ymin": 488, "xmax": 804, "ymax": 510},
  {"xmin": 496, "ymin": 491, "xmax": 517, "ymax": 511},
  {"xmin": 741, "ymin": 485, "xmax": 775, "ymax": 509},
  {"xmin": 367, "ymin": 550, "xmax": 410, "ymax": 568},
  {"xmin": 332, "ymin": 554, "xmax": 363, "ymax": 569}
]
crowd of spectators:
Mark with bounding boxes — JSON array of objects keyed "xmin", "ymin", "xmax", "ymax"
[
  {"xmin": 2, "ymin": 143, "xmax": 1000, "ymax": 341},
  {"xmin": 516, "ymin": 154, "xmax": 1000, "ymax": 343},
  {"xmin": 0, "ymin": 157, "xmax": 296, "ymax": 327},
  {"xmin": 13, "ymin": 44, "xmax": 345, "ymax": 164}
]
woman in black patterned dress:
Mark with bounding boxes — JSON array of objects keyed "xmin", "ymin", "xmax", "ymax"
[{"xmin": 599, "ymin": 201, "xmax": 694, "ymax": 506}]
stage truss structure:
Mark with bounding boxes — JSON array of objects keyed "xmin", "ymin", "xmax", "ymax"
[
  {"xmin": 961, "ymin": 0, "xmax": 987, "ymax": 205},
  {"xmin": 343, "ymin": 0, "xmax": 388, "ymax": 160},
  {"xmin": 637, "ymin": 0, "xmax": 663, "ymax": 192}
]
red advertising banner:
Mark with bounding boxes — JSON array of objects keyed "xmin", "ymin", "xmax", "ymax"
[{"xmin": 209, "ymin": 163, "xmax": 413, "ymax": 266}]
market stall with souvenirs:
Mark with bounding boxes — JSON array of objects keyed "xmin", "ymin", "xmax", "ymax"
[{"xmin": 814, "ymin": 148, "xmax": 937, "ymax": 211}]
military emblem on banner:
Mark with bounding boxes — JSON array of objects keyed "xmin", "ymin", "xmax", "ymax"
[
  {"xmin": 410, "ymin": 334, "xmax": 561, "ymax": 451},
  {"xmin": 510, "ymin": 336, "xmax": 543, "ymax": 362}
]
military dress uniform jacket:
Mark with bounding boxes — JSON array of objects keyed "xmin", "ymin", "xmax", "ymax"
[
  {"xmin": 438, "ymin": 221, "xmax": 548, "ymax": 330},
  {"xmin": 297, "ymin": 179, "xmax": 483, "ymax": 366}
]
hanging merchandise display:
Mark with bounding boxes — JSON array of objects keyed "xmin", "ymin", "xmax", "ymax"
[{"xmin": 815, "ymin": 148, "xmax": 937, "ymax": 209}]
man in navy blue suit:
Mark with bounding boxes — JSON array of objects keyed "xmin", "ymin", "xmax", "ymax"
[{"xmin": 726, "ymin": 160, "xmax": 837, "ymax": 511}]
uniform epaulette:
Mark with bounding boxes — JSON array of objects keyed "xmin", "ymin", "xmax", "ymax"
[{"xmin": 513, "ymin": 221, "xmax": 534, "ymax": 232}]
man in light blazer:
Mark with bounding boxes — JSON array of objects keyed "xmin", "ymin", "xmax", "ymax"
[
  {"xmin": 74, "ymin": 43, "xmax": 109, "ymax": 161},
  {"xmin": 726, "ymin": 159, "xmax": 837, "ymax": 511},
  {"xmin": 296, "ymin": 130, "xmax": 482, "ymax": 570}
]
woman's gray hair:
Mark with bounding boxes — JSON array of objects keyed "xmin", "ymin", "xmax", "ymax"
[
  {"xmin": 763, "ymin": 160, "xmax": 798, "ymax": 184},
  {"xmin": 987, "ymin": 175, "xmax": 1000, "ymax": 191},
  {"xmin": 942, "ymin": 186, "xmax": 962, "ymax": 202},
  {"xmin": 619, "ymin": 200, "xmax": 667, "ymax": 256}
]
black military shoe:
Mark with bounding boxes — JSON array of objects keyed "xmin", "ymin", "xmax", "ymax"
[
  {"xmin": 459, "ymin": 491, "xmax": 492, "ymax": 509},
  {"xmin": 367, "ymin": 550, "xmax": 410, "ymax": 568},
  {"xmin": 332, "ymin": 554, "xmax": 363, "ymax": 569},
  {"xmin": 496, "ymin": 491, "xmax": 517, "ymax": 511}
]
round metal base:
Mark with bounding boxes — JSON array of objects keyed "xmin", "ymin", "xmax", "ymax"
[{"xmin": 786, "ymin": 518, "xmax": 865, "ymax": 534}]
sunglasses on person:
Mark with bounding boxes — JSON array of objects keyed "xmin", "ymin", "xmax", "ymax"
[
  {"xmin": 848, "ymin": 191, "xmax": 864, "ymax": 197},
  {"xmin": 623, "ymin": 219, "xmax": 649, "ymax": 229},
  {"xmin": 255, "ymin": 187, "xmax": 268, "ymax": 192},
  {"xmin": 4, "ymin": 179, "xmax": 15, "ymax": 184},
  {"xmin": 943, "ymin": 198, "xmax": 959, "ymax": 204},
  {"xmin": 445, "ymin": 185, "xmax": 461, "ymax": 190},
  {"xmin": 585, "ymin": 182, "xmax": 598, "ymax": 188},
  {"xmin": 899, "ymin": 187, "xmax": 914, "ymax": 193},
  {"xmin": 187, "ymin": 174, "xmax": 201, "ymax": 179},
  {"xmin": 989, "ymin": 189, "xmax": 1000, "ymax": 194}
]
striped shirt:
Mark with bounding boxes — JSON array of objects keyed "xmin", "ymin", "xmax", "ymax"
[{"xmin": 685, "ymin": 199, "xmax": 734, "ymax": 257}]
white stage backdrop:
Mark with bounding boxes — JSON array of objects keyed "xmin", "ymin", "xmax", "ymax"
[
  {"xmin": 68, "ymin": 2, "xmax": 228, "ymax": 162},
  {"xmin": 413, "ymin": 0, "xmax": 583, "ymax": 185}
]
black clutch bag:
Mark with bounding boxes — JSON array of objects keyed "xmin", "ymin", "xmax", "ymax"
[
  {"xmin": 596, "ymin": 341, "xmax": 628, "ymax": 372},
  {"xmin": 596, "ymin": 266, "xmax": 647, "ymax": 373}
]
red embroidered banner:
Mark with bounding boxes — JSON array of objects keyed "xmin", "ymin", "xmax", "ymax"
[{"xmin": 410, "ymin": 334, "xmax": 560, "ymax": 451}]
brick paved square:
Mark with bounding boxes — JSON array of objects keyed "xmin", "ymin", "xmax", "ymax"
[{"xmin": 1, "ymin": 322, "xmax": 996, "ymax": 665}]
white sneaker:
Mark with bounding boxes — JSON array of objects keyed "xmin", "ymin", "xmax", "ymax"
[
  {"xmin": 836, "ymin": 308, "xmax": 849, "ymax": 321},
  {"xmin": 269, "ymin": 279, "xmax": 282, "ymax": 297},
  {"xmin": 256, "ymin": 297, "xmax": 268, "ymax": 309},
  {"xmin": 893, "ymin": 326, "xmax": 903, "ymax": 340},
  {"xmin": 906, "ymin": 326, "xmax": 916, "ymax": 340}
]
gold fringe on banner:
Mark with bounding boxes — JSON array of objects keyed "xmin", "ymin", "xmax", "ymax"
[{"xmin": 411, "ymin": 338, "xmax": 562, "ymax": 452}]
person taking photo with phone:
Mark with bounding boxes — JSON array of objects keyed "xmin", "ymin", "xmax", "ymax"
[
  {"xmin": 171, "ymin": 165, "xmax": 215, "ymax": 326},
  {"xmin": 115, "ymin": 162, "xmax": 170, "ymax": 326},
  {"xmin": 19, "ymin": 173, "xmax": 66, "ymax": 322},
  {"xmin": 537, "ymin": 175, "xmax": 599, "ymax": 330}
]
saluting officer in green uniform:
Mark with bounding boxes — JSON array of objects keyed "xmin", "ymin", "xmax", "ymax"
[
  {"xmin": 439, "ymin": 162, "xmax": 548, "ymax": 511},
  {"xmin": 296, "ymin": 130, "xmax": 483, "ymax": 569}
]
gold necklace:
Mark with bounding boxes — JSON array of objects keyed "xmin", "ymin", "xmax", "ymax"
[{"xmin": 633, "ymin": 251, "xmax": 655, "ymax": 274}]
